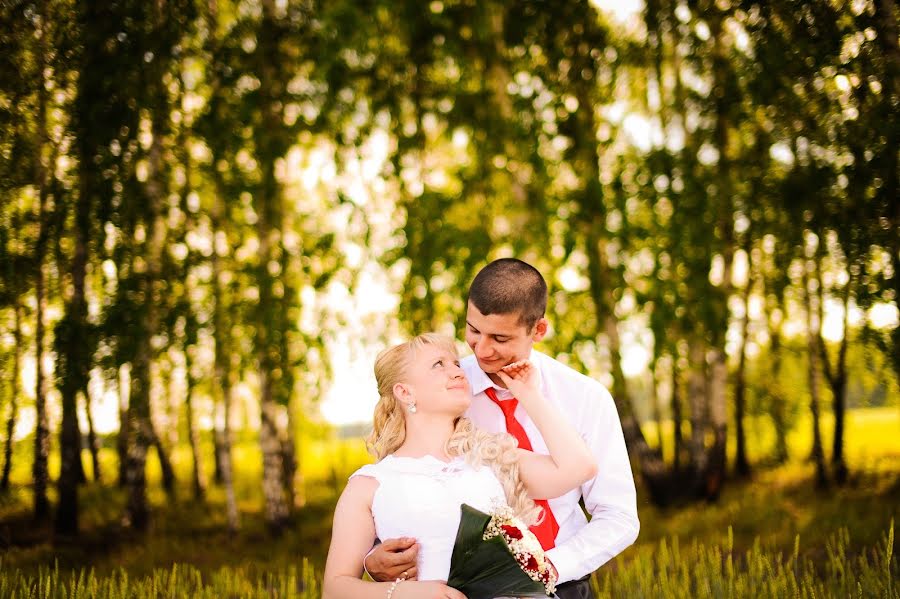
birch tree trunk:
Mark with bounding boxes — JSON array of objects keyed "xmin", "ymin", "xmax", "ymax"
[
  {"xmin": 671, "ymin": 357, "xmax": 684, "ymax": 472},
  {"xmin": 254, "ymin": 0, "xmax": 291, "ymax": 530},
  {"xmin": 803, "ymin": 256, "xmax": 829, "ymax": 489},
  {"xmin": 767, "ymin": 311, "xmax": 790, "ymax": 465},
  {"xmin": 733, "ymin": 268, "xmax": 754, "ymax": 477},
  {"xmin": 185, "ymin": 351, "xmax": 206, "ymax": 500},
  {"xmin": 1, "ymin": 302, "xmax": 22, "ymax": 491},
  {"xmin": 31, "ymin": 14, "xmax": 51, "ymax": 520},
  {"xmin": 83, "ymin": 384, "xmax": 101, "ymax": 482},
  {"xmin": 816, "ymin": 254, "xmax": 852, "ymax": 485},
  {"xmin": 124, "ymin": 57, "xmax": 169, "ymax": 529},
  {"xmin": 117, "ymin": 364, "xmax": 129, "ymax": 487},
  {"xmin": 687, "ymin": 338, "xmax": 708, "ymax": 476},
  {"xmin": 704, "ymin": 5, "xmax": 735, "ymax": 497},
  {"xmin": 206, "ymin": 0, "xmax": 240, "ymax": 531}
]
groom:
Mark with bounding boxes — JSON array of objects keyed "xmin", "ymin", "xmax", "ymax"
[{"xmin": 366, "ymin": 258, "xmax": 639, "ymax": 598}]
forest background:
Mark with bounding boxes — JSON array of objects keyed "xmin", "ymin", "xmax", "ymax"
[{"xmin": 1, "ymin": 0, "xmax": 898, "ymax": 596}]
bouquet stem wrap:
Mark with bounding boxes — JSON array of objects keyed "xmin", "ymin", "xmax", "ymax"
[{"xmin": 447, "ymin": 504, "xmax": 556, "ymax": 599}]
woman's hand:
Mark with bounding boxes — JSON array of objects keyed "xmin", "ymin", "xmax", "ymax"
[
  {"xmin": 395, "ymin": 581, "xmax": 467, "ymax": 598},
  {"xmin": 496, "ymin": 360, "xmax": 541, "ymax": 402}
]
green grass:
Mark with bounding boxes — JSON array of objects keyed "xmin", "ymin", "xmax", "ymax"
[
  {"xmin": 0, "ymin": 527, "xmax": 895, "ymax": 598},
  {"xmin": 0, "ymin": 407, "xmax": 898, "ymax": 596}
]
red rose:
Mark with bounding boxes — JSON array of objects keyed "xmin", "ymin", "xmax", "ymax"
[
  {"xmin": 501, "ymin": 524, "xmax": 523, "ymax": 540},
  {"xmin": 524, "ymin": 555, "xmax": 539, "ymax": 571}
]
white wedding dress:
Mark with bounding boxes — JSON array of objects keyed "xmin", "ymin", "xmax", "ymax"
[{"xmin": 350, "ymin": 454, "xmax": 508, "ymax": 581}]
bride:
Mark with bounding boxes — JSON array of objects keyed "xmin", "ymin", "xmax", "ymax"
[{"xmin": 323, "ymin": 333, "xmax": 597, "ymax": 598}]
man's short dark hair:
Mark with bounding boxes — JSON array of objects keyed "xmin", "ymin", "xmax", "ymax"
[{"xmin": 467, "ymin": 258, "xmax": 548, "ymax": 330}]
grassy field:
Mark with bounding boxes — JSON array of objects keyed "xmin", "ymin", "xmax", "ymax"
[{"xmin": 0, "ymin": 407, "xmax": 898, "ymax": 597}]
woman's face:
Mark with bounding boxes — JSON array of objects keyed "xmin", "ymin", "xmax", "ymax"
[{"xmin": 397, "ymin": 343, "xmax": 471, "ymax": 417}]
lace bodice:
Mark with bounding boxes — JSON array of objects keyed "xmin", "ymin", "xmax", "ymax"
[{"xmin": 351, "ymin": 454, "xmax": 508, "ymax": 581}]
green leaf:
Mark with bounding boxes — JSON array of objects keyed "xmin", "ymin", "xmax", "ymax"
[{"xmin": 447, "ymin": 504, "xmax": 549, "ymax": 599}]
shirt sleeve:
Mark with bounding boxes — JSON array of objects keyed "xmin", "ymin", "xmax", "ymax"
[{"xmin": 544, "ymin": 384, "xmax": 640, "ymax": 583}]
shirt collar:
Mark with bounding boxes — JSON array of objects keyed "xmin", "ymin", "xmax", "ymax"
[{"xmin": 467, "ymin": 349, "xmax": 547, "ymax": 398}]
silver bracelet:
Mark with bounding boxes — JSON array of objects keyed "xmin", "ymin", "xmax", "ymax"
[{"xmin": 386, "ymin": 577, "xmax": 404, "ymax": 599}]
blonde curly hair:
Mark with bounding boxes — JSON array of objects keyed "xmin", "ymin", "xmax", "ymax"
[{"xmin": 367, "ymin": 332, "xmax": 542, "ymax": 525}]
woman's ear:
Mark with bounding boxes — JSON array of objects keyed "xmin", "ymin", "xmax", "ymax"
[{"xmin": 392, "ymin": 382, "xmax": 410, "ymax": 401}]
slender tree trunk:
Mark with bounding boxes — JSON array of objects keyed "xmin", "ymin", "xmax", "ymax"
[
  {"xmin": 117, "ymin": 364, "xmax": 129, "ymax": 487},
  {"xmin": 816, "ymin": 255, "xmax": 852, "ymax": 485},
  {"xmin": 768, "ymin": 319, "xmax": 789, "ymax": 464},
  {"xmin": 282, "ymin": 393, "xmax": 303, "ymax": 508},
  {"xmin": 213, "ymin": 409, "xmax": 224, "ymax": 483},
  {"xmin": 211, "ymin": 171, "xmax": 239, "ymax": 531},
  {"xmin": 207, "ymin": 0, "xmax": 238, "ymax": 530},
  {"xmin": 255, "ymin": 0, "xmax": 291, "ymax": 531},
  {"xmin": 185, "ymin": 352, "xmax": 206, "ymax": 500},
  {"xmin": 74, "ymin": 420, "xmax": 87, "ymax": 485},
  {"xmin": 32, "ymin": 31, "xmax": 51, "ymax": 519},
  {"xmin": 33, "ymin": 269, "xmax": 51, "ymax": 522},
  {"xmin": 588, "ymin": 229, "xmax": 658, "ymax": 466},
  {"xmin": 152, "ymin": 426, "xmax": 176, "ymax": 495},
  {"xmin": 706, "ymin": 349, "xmax": 728, "ymax": 499},
  {"xmin": 57, "ymin": 11, "xmax": 94, "ymax": 531},
  {"xmin": 1, "ymin": 302, "xmax": 23, "ymax": 491},
  {"xmin": 687, "ymin": 338, "xmax": 708, "ymax": 476},
  {"xmin": 81, "ymin": 384, "xmax": 101, "ymax": 482},
  {"xmin": 220, "ymin": 371, "xmax": 240, "ymax": 532},
  {"xmin": 734, "ymin": 271, "xmax": 753, "ymax": 477},
  {"xmin": 704, "ymin": 7, "xmax": 734, "ymax": 500},
  {"xmin": 671, "ymin": 356, "xmax": 683, "ymax": 473},
  {"xmin": 803, "ymin": 257, "xmax": 829, "ymax": 489},
  {"xmin": 124, "ymin": 60, "xmax": 169, "ymax": 529},
  {"xmin": 162, "ymin": 361, "xmax": 178, "ymax": 449},
  {"xmin": 124, "ymin": 358, "xmax": 152, "ymax": 530},
  {"xmin": 153, "ymin": 361, "xmax": 177, "ymax": 495},
  {"xmin": 650, "ymin": 357, "xmax": 665, "ymax": 460},
  {"xmin": 260, "ymin": 396, "xmax": 289, "ymax": 529}
]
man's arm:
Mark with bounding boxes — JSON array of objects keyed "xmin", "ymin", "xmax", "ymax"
[
  {"xmin": 363, "ymin": 537, "xmax": 419, "ymax": 582},
  {"xmin": 544, "ymin": 386, "xmax": 639, "ymax": 583}
]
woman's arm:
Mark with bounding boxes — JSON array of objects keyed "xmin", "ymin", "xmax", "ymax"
[
  {"xmin": 322, "ymin": 475, "xmax": 467, "ymax": 599},
  {"xmin": 322, "ymin": 475, "xmax": 392, "ymax": 598},
  {"xmin": 497, "ymin": 362, "xmax": 598, "ymax": 500}
]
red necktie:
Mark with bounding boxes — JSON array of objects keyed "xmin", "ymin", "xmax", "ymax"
[{"xmin": 484, "ymin": 387, "xmax": 559, "ymax": 550}]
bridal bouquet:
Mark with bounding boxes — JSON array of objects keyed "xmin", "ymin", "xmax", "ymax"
[{"xmin": 447, "ymin": 504, "xmax": 557, "ymax": 598}]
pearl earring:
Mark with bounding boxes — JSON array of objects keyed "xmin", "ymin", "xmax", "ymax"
[{"xmin": 407, "ymin": 402, "xmax": 417, "ymax": 414}]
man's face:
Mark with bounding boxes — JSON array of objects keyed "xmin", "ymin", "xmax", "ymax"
[{"xmin": 465, "ymin": 301, "xmax": 547, "ymax": 380}]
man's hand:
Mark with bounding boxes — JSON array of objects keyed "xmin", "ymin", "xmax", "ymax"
[{"xmin": 364, "ymin": 537, "xmax": 419, "ymax": 582}]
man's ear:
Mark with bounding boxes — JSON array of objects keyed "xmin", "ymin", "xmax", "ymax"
[{"xmin": 532, "ymin": 317, "xmax": 549, "ymax": 343}]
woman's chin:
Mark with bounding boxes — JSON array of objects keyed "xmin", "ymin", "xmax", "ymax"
[{"xmin": 452, "ymin": 397, "xmax": 471, "ymax": 416}]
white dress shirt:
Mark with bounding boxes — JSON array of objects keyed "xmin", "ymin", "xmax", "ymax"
[{"xmin": 461, "ymin": 350, "xmax": 640, "ymax": 584}]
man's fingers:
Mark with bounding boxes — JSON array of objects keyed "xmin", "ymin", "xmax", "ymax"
[
  {"xmin": 403, "ymin": 566, "xmax": 418, "ymax": 581},
  {"xmin": 385, "ymin": 542, "xmax": 418, "ymax": 569},
  {"xmin": 381, "ymin": 537, "xmax": 417, "ymax": 552}
]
